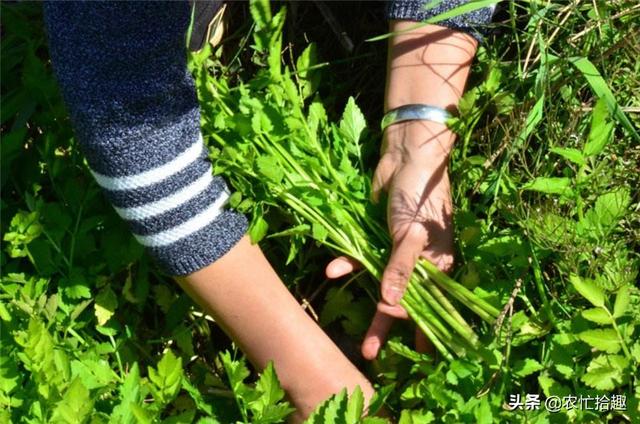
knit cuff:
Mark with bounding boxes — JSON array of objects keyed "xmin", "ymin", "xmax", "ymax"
[
  {"xmin": 149, "ymin": 208, "xmax": 248, "ymax": 276},
  {"xmin": 386, "ymin": 0, "xmax": 496, "ymax": 42}
]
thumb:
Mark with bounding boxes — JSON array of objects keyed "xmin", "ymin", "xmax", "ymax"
[
  {"xmin": 325, "ymin": 256, "xmax": 361, "ymax": 279},
  {"xmin": 380, "ymin": 230, "xmax": 425, "ymax": 305}
]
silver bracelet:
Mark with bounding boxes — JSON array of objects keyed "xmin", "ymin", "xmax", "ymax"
[{"xmin": 381, "ymin": 104, "xmax": 453, "ymax": 131}]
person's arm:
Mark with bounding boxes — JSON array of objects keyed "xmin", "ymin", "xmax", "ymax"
[
  {"xmin": 176, "ymin": 236, "xmax": 373, "ymax": 421},
  {"xmin": 363, "ymin": 1, "xmax": 495, "ymax": 360},
  {"xmin": 43, "ymin": 2, "xmax": 372, "ymax": 420}
]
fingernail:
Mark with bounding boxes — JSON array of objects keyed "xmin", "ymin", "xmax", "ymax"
[{"xmin": 363, "ymin": 340, "xmax": 380, "ymax": 360}]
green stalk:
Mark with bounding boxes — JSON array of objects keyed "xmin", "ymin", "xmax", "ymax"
[
  {"xmin": 419, "ymin": 274, "xmax": 478, "ymax": 337},
  {"xmin": 403, "ymin": 288, "xmax": 455, "ymax": 347},
  {"xmin": 410, "ymin": 281, "xmax": 479, "ymax": 347},
  {"xmin": 359, "ymin": 211, "xmax": 497, "ymax": 325},
  {"xmin": 418, "ymin": 260, "xmax": 501, "ymax": 320},
  {"xmin": 412, "ymin": 265, "xmax": 496, "ymax": 324},
  {"xmin": 402, "ymin": 297, "xmax": 454, "ymax": 362}
]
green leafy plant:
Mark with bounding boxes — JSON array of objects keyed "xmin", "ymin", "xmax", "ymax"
[
  {"xmin": 195, "ymin": 0, "xmax": 514, "ymax": 364},
  {"xmin": 221, "ymin": 352, "xmax": 294, "ymax": 423},
  {"xmin": 2, "ymin": 0, "xmax": 639, "ymax": 422}
]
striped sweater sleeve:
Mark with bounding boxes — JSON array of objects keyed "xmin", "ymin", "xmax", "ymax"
[
  {"xmin": 386, "ymin": 0, "xmax": 496, "ymax": 41},
  {"xmin": 43, "ymin": 1, "xmax": 248, "ymax": 276}
]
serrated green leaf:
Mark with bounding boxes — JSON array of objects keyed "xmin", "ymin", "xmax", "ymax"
[
  {"xmin": 549, "ymin": 343, "xmax": 574, "ymax": 379},
  {"xmin": 522, "ymin": 177, "xmax": 574, "ymax": 197},
  {"xmin": 474, "ymin": 396, "xmax": 493, "ymax": 424},
  {"xmin": 3, "ymin": 210, "xmax": 42, "ymax": 258},
  {"xmin": 147, "ymin": 350, "xmax": 183, "ymax": 406},
  {"xmin": 195, "ymin": 419, "xmax": 222, "ymax": 424},
  {"xmin": 308, "ymin": 100, "xmax": 328, "ymax": 133},
  {"xmin": 580, "ymin": 354, "xmax": 629, "ymax": 390},
  {"xmin": 50, "ymin": 378, "xmax": 93, "ymax": 424},
  {"xmin": 261, "ymin": 404, "xmax": 296, "ymax": 423},
  {"xmin": 457, "ymin": 87, "xmax": 478, "ymax": 117},
  {"xmin": 256, "ymin": 156, "xmax": 284, "ymax": 184},
  {"xmin": 399, "ymin": 409, "xmax": 434, "ymax": 424},
  {"xmin": 581, "ymin": 308, "xmax": 612, "ymax": 325},
  {"xmin": 569, "ymin": 274, "xmax": 605, "ymax": 307},
  {"xmin": 95, "ymin": 286, "xmax": 118, "ymax": 326},
  {"xmin": 228, "ymin": 191, "xmax": 242, "ymax": 208},
  {"xmin": 249, "ymin": 0, "xmax": 271, "ymax": 32},
  {"xmin": 550, "ymin": 147, "xmax": 586, "ymax": 165},
  {"xmin": 320, "ymin": 288, "xmax": 353, "ymax": 327},
  {"xmin": 163, "ymin": 410, "xmax": 197, "ymax": 424},
  {"xmin": 512, "ymin": 358, "xmax": 544, "ymax": 378},
  {"xmin": 593, "ymin": 189, "xmax": 630, "ymax": 230},
  {"xmin": 388, "ymin": 340, "xmax": 433, "ymax": 364},
  {"xmin": 0, "ymin": 352, "xmax": 20, "ymax": 396},
  {"xmin": 537, "ymin": 373, "xmax": 571, "ymax": 398},
  {"xmin": 64, "ymin": 283, "xmax": 92, "ymax": 300},
  {"xmin": 319, "ymin": 389, "xmax": 348, "ymax": 424},
  {"xmin": 577, "ymin": 329, "xmax": 621, "ymax": 353},
  {"xmin": 0, "ymin": 301, "xmax": 11, "ymax": 322},
  {"xmin": 613, "ymin": 285, "xmax": 630, "ymax": 318},
  {"xmin": 181, "ymin": 378, "xmax": 214, "ymax": 417},
  {"xmin": 248, "ymin": 361, "xmax": 293, "ymax": 421},
  {"xmin": 339, "ymin": 97, "xmax": 366, "ymax": 146},
  {"xmin": 16, "ymin": 318, "xmax": 68, "ymax": 400},
  {"xmin": 345, "ymin": 386, "xmax": 364, "ymax": 424},
  {"xmin": 296, "ymin": 43, "xmax": 320, "ymax": 99},
  {"xmin": 70, "ymin": 359, "xmax": 116, "ymax": 390},
  {"xmin": 110, "ymin": 363, "xmax": 141, "ymax": 424},
  {"xmin": 221, "ymin": 351, "xmax": 250, "ymax": 398}
]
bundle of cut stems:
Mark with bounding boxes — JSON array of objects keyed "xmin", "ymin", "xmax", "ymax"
[{"xmin": 198, "ymin": 27, "xmax": 502, "ymax": 360}]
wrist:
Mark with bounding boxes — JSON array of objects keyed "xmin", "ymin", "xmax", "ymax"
[{"xmin": 384, "ymin": 120, "xmax": 456, "ymax": 161}]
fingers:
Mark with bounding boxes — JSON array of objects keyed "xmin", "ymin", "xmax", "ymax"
[
  {"xmin": 361, "ymin": 310, "xmax": 395, "ymax": 360},
  {"xmin": 380, "ymin": 226, "xmax": 426, "ymax": 306},
  {"xmin": 376, "ymin": 301, "xmax": 409, "ymax": 319},
  {"xmin": 325, "ymin": 256, "xmax": 361, "ymax": 279}
]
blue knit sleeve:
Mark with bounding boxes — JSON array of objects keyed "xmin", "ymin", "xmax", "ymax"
[
  {"xmin": 43, "ymin": 1, "xmax": 248, "ymax": 276},
  {"xmin": 386, "ymin": 0, "xmax": 496, "ymax": 41}
]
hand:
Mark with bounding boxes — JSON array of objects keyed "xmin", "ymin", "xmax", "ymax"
[
  {"xmin": 339, "ymin": 18, "xmax": 477, "ymax": 359},
  {"xmin": 327, "ymin": 120, "xmax": 455, "ymax": 360}
]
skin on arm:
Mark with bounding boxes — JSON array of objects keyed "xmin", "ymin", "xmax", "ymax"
[
  {"xmin": 175, "ymin": 236, "xmax": 374, "ymax": 422},
  {"xmin": 327, "ymin": 20, "xmax": 478, "ymax": 360}
]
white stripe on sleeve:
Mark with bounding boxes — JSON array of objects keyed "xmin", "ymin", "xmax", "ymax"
[
  {"xmin": 90, "ymin": 134, "xmax": 204, "ymax": 191},
  {"xmin": 133, "ymin": 190, "xmax": 230, "ymax": 247},
  {"xmin": 113, "ymin": 169, "xmax": 214, "ymax": 221}
]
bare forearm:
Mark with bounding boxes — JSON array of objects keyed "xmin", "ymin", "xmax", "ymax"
[
  {"xmin": 385, "ymin": 21, "xmax": 478, "ymax": 159},
  {"xmin": 175, "ymin": 236, "xmax": 373, "ymax": 421}
]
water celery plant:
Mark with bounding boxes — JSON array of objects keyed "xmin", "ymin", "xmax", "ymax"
[{"xmin": 193, "ymin": 0, "xmax": 504, "ymax": 362}]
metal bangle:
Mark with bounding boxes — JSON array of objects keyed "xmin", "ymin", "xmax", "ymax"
[{"xmin": 381, "ymin": 104, "xmax": 453, "ymax": 131}]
